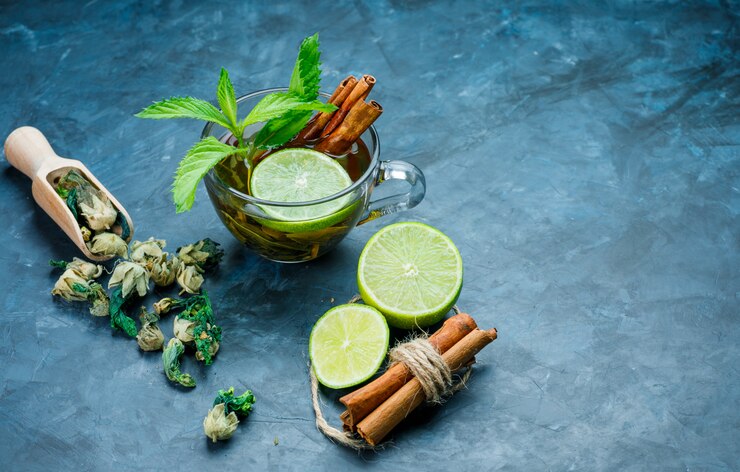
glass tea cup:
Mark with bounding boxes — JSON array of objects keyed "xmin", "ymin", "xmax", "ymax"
[{"xmin": 203, "ymin": 88, "xmax": 425, "ymax": 263}]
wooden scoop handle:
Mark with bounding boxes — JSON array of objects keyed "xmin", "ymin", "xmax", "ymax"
[{"xmin": 4, "ymin": 126, "xmax": 60, "ymax": 179}]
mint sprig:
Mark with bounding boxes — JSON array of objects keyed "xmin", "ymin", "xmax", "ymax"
[
  {"xmin": 289, "ymin": 33, "xmax": 322, "ymax": 99},
  {"xmin": 172, "ymin": 137, "xmax": 246, "ymax": 213},
  {"xmin": 136, "ymin": 33, "xmax": 335, "ymax": 213},
  {"xmin": 135, "ymin": 96, "xmax": 232, "ymax": 129},
  {"xmin": 216, "ymin": 68, "xmax": 238, "ymax": 131},
  {"xmin": 253, "ymin": 34, "xmax": 323, "ymax": 150}
]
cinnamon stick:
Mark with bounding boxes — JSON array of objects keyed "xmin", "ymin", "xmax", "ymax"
[
  {"xmin": 356, "ymin": 328, "xmax": 498, "ymax": 446},
  {"xmin": 314, "ymin": 99, "xmax": 383, "ymax": 156},
  {"xmin": 297, "ymin": 75, "xmax": 358, "ymax": 141},
  {"xmin": 322, "ymin": 74, "xmax": 375, "ymax": 136},
  {"xmin": 340, "ymin": 313, "xmax": 477, "ymax": 429}
]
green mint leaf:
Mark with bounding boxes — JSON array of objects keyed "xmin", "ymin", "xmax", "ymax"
[
  {"xmin": 216, "ymin": 68, "xmax": 238, "ymax": 127},
  {"xmin": 172, "ymin": 137, "xmax": 242, "ymax": 213},
  {"xmin": 135, "ymin": 97, "xmax": 232, "ymax": 130},
  {"xmin": 289, "ymin": 33, "xmax": 321, "ymax": 99},
  {"xmin": 241, "ymin": 92, "xmax": 335, "ymax": 128},
  {"xmin": 253, "ymin": 110, "xmax": 314, "ymax": 150}
]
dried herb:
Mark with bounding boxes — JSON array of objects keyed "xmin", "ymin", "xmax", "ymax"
[
  {"xmin": 51, "ymin": 269, "xmax": 93, "ymax": 302},
  {"xmin": 162, "ymin": 338, "xmax": 196, "ymax": 388},
  {"xmin": 65, "ymin": 188, "xmax": 78, "ymax": 220},
  {"xmin": 176, "ymin": 238, "xmax": 224, "ymax": 272},
  {"xmin": 203, "ymin": 387, "xmax": 255, "ymax": 442},
  {"xmin": 203, "ymin": 403, "xmax": 238, "ymax": 442},
  {"xmin": 114, "ymin": 211, "xmax": 131, "ymax": 240},
  {"xmin": 57, "ymin": 170, "xmax": 117, "ymax": 231},
  {"xmin": 108, "ymin": 286, "xmax": 138, "ymax": 337},
  {"xmin": 130, "ymin": 238, "xmax": 166, "ymax": 266},
  {"xmin": 78, "ymin": 282, "xmax": 110, "ymax": 317},
  {"xmin": 173, "ymin": 316, "xmax": 195, "ymax": 344},
  {"xmin": 54, "ymin": 169, "xmax": 130, "ymax": 256},
  {"xmin": 164, "ymin": 293, "xmax": 221, "ymax": 365},
  {"xmin": 137, "ymin": 308, "xmax": 165, "ymax": 351},
  {"xmin": 153, "ymin": 297, "xmax": 177, "ymax": 315},
  {"xmin": 109, "ymin": 261, "xmax": 150, "ymax": 299},
  {"xmin": 88, "ymin": 232, "xmax": 128, "ymax": 258},
  {"xmin": 149, "ymin": 255, "xmax": 179, "ymax": 287},
  {"xmin": 50, "ymin": 257, "xmax": 103, "ymax": 280},
  {"xmin": 176, "ymin": 264, "xmax": 204, "ymax": 295},
  {"xmin": 213, "ymin": 387, "xmax": 255, "ymax": 417},
  {"xmin": 50, "ymin": 259, "xmax": 110, "ymax": 317}
]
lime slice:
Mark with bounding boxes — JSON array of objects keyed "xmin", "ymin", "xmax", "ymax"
[
  {"xmin": 309, "ymin": 304, "xmax": 389, "ymax": 389},
  {"xmin": 357, "ymin": 222, "xmax": 463, "ymax": 329},
  {"xmin": 251, "ymin": 148, "xmax": 353, "ymax": 232}
]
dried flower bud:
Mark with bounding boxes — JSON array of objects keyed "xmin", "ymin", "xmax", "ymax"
[
  {"xmin": 86, "ymin": 283, "xmax": 110, "ymax": 317},
  {"xmin": 150, "ymin": 256, "xmax": 179, "ymax": 287},
  {"xmin": 177, "ymin": 238, "xmax": 224, "ymax": 271},
  {"xmin": 109, "ymin": 261, "xmax": 150, "ymax": 299},
  {"xmin": 203, "ymin": 403, "xmax": 239, "ymax": 443},
  {"xmin": 79, "ymin": 193, "xmax": 118, "ymax": 231},
  {"xmin": 195, "ymin": 337, "xmax": 220, "ymax": 363},
  {"xmin": 88, "ymin": 232, "xmax": 129, "ymax": 258},
  {"xmin": 66, "ymin": 257, "xmax": 104, "ymax": 280},
  {"xmin": 173, "ymin": 316, "xmax": 196, "ymax": 344},
  {"xmin": 153, "ymin": 297, "xmax": 175, "ymax": 315},
  {"xmin": 137, "ymin": 310, "xmax": 165, "ymax": 352},
  {"xmin": 80, "ymin": 226, "xmax": 92, "ymax": 242},
  {"xmin": 137, "ymin": 323, "xmax": 164, "ymax": 351},
  {"xmin": 139, "ymin": 306, "xmax": 159, "ymax": 325},
  {"xmin": 176, "ymin": 264, "xmax": 204, "ymax": 295},
  {"xmin": 130, "ymin": 238, "xmax": 166, "ymax": 265},
  {"xmin": 51, "ymin": 268, "xmax": 91, "ymax": 302},
  {"xmin": 162, "ymin": 338, "xmax": 195, "ymax": 388}
]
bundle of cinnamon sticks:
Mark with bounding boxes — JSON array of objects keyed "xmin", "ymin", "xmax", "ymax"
[
  {"xmin": 296, "ymin": 74, "xmax": 383, "ymax": 155},
  {"xmin": 338, "ymin": 313, "xmax": 498, "ymax": 446}
]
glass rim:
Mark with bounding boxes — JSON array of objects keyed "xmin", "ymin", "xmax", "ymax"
[{"xmin": 203, "ymin": 87, "xmax": 381, "ymax": 208}]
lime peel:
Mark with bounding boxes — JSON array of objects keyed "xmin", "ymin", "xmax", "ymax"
[
  {"xmin": 309, "ymin": 304, "xmax": 389, "ymax": 389},
  {"xmin": 357, "ymin": 222, "xmax": 463, "ymax": 329}
]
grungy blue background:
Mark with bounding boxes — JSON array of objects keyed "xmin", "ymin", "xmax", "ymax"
[{"xmin": 1, "ymin": 1, "xmax": 738, "ymax": 470}]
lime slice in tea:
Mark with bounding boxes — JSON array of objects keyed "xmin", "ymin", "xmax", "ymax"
[
  {"xmin": 250, "ymin": 148, "xmax": 353, "ymax": 232},
  {"xmin": 357, "ymin": 222, "xmax": 464, "ymax": 329},
  {"xmin": 309, "ymin": 304, "xmax": 389, "ymax": 389}
]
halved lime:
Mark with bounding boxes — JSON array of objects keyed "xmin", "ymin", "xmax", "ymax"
[
  {"xmin": 250, "ymin": 148, "xmax": 353, "ymax": 233},
  {"xmin": 357, "ymin": 222, "xmax": 463, "ymax": 329},
  {"xmin": 309, "ymin": 304, "xmax": 389, "ymax": 389}
]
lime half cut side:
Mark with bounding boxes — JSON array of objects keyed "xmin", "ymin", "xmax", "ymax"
[
  {"xmin": 250, "ymin": 148, "xmax": 353, "ymax": 232},
  {"xmin": 357, "ymin": 222, "xmax": 464, "ymax": 329},
  {"xmin": 309, "ymin": 304, "xmax": 389, "ymax": 389}
]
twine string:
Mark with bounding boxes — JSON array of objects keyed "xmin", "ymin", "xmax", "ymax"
[
  {"xmin": 309, "ymin": 367, "xmax": 376, "ymax": 450},
  {"xmin": 389, "ymin": 337, "xmax": 452, "ymax": 403},
  {"xmin": 309, "ymin": 296, "xmax": 473, "ymax": 449}
]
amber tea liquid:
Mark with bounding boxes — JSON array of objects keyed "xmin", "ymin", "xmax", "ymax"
[{"xmin": 209, "ymin": 137, "xmax": 373, "ymax": 262}]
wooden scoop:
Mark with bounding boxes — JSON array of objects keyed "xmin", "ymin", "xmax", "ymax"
[{"xmin": 4, "ymin": 126, "xmax": 134, "ymax": 261}]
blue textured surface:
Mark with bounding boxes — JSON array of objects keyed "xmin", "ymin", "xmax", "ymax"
[{"xmin": 1, "ymin": 1, "xmax": 738, "ymax": 470}]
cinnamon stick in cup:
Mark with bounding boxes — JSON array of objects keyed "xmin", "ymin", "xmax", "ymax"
[
  {"xmin": 298, "ymin": 75, "xmax": 358, "ymax": 141},
  {"xmin": 339, "ymin": 313, "xmax": 478, "ymax": 430},
  {"xmin": 314, "ymin": 99, "xmax": 383, "ymax": 156},
  {"xmin": 356, "ymin": 327, "xmax": 498, "ymax": 446},
  {"xmin": 322, "ymin": 75, "xmax": 376, "ymax": 136}
]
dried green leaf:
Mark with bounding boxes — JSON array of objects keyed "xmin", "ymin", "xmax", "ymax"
[
  {"xmin": 213, "ymin": 387, "xmax": 256, "ymax": 417},
  {"xmin": 162, "ymin": 338, "xmax": 196, "ymax": 388}
]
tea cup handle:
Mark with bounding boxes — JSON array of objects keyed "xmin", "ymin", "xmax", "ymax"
[{"xmin": 357, "ymin": 160, "xmax": 426, "ymax": 225}]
